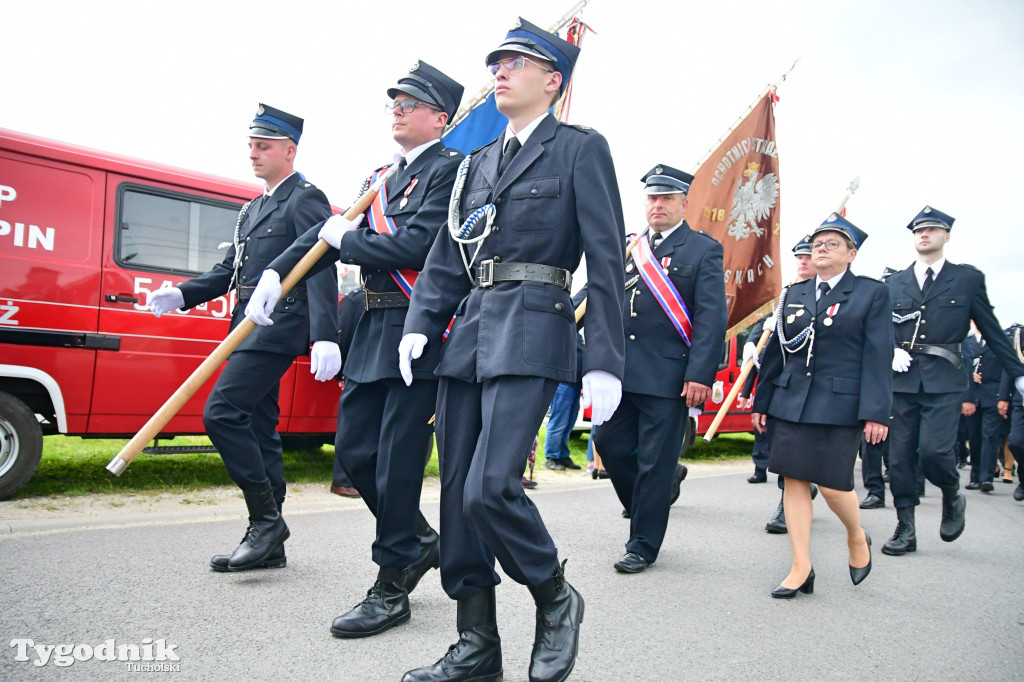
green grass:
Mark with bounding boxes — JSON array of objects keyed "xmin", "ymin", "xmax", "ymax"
[{"xmin": 11, "ymin": 428, "xmax": 752, "ymax": 500}]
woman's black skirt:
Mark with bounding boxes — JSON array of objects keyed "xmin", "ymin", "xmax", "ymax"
[{"xmin": 768, "ymin": 419, "xmax": 862, "ymax": 491}]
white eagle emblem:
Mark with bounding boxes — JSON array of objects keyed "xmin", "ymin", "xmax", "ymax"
[{"xmin": 726, "ymin": 162, "xmax": 779, "ymax": 241}]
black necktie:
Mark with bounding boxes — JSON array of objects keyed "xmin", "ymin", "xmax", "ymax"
[
  {"xmin": 922, "ymin": 267, "xmax": 934, "ymax": 296},
  {"xmin": 398, "ymin": 156, "xmax": 407, "ymax": 171},
  {"xmin": 650, "ymin": 233, "xmax": 663, "ymax": 250},
  {"xmin": 499, "ymin": 136, "xmax": 521, "ymax": 176},
  {"xmin": 817, "ymin": 281, "xmax": 831, "ymax": 312}
]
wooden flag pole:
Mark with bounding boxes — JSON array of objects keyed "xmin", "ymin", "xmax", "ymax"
[{"xmin": 106, "ymin": 165, "xmax": 398, "ymax": 477}]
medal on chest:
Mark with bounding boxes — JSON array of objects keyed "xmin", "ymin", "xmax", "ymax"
[
  {"xmin": 399, "ymin": 178, "xmax": 418, "ymax": 209},
  {"xmin": 822, "ymin": 303, "xmax": 840, "ymax": 327}
]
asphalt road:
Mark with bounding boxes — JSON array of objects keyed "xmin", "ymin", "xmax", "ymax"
[{"xmin": 2, "ymin": 464, "xmax": 1022, "ymax": 681}]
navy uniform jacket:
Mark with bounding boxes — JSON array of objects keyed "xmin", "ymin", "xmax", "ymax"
[
  {"xmin": 753, "ymin": 270, "xmax": 893, "ymax": 426},
  {"xmin": 620, "ymin": 223, "xmax": 727, "ymax": 398},
  {"xmin": 962, "ymin": 334, "xmax": 1004, "ymax": 408},
  {"xmin": 270, "ymin": 141, "xmax": 464, "ymax": 382},
  {"xmin": 997, "ymin": 324, "xmax": 1023, "ymax": 407},
  {"xmin": 177, "ymin": 172, "xmax": 336, "ymax": 357},
  {"xmin": 404, "ymin": 114, "xmax": 626, "ymax": 384},
  {"xmin": 887, "ymin": 262, "xmax": 1024, "ymax": 394}
]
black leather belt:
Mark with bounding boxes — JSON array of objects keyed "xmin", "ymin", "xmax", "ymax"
[
  {"xmin": 899, "ymin": 341, "xmax": 962, "ymax": 369},
  {"xmin": 364, "ymin": 291, "xmax": 410, "ymax": 310},
  {"xmin": 475, "ymin": 259, "xmax": 571, "ymax": 291},
  {"xmin": 236, "ymin": 285, "xmax": 307, "ymax": 303}
]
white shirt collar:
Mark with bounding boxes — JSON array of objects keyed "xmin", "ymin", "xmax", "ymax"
[
  {"xmin": 650, "ymin": 220, "xmax": 684, "ymax": 244},
  {"xmin": 815, "ymin": 270, "xmax": 847, "ymax": 298},
  {"xmin": 401, "ymin": 139, "xmax": 440, "ymax": 168},
  {"xmin": 503, "ymin": 112, "xmax": 549, "ymax": 151},
  {"xmin": 914, "ymin": 257, "xmax": 945, "ymax": 288},
  {"xmin": 264, "ymin": 171, "xmax": 296, "ymax": 197}
]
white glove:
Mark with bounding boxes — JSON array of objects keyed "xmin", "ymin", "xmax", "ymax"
[
  {"xmin": 310, "ymin": 340, "xmax": 342, "ymax": 382},
  {"xmin": 582, "ymin": 369, "xmax": 622, "ymax": 426},
  {"xmin": 1015, "ymin": 375, "xmax": 1024, "ymax": 398},
  {"xmin": 147, "ymin": 286, "xmax": 184, "ymax": 317},
  {"xmin": 742, "ymin": 342, "xmax": 757, "ymax": 369},
  {"xmin": 318, "ymin": 214, "xmax": 364, "ymax": 249},
  {"xmin": 244, "ymin": 269, "xmax": 282, "ymax": 326},
  {"xmin": 892, "ymin": 347, "xmax": 913, "ymax": 373},
  {"xmin": 398, "ymin": 333, "xmax": 428, "ymax": 386},
  {"xmin": 762, "ymin": 315, "xmax": 776, "ymax": 333}
]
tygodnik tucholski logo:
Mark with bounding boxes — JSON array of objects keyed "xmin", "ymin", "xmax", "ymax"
[{"xmin": 9, "ymin": 638, "xmax": 181, "ymax": 670}]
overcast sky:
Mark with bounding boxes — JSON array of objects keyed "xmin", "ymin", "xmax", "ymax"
[{"xmin": 4, "ymin": 0, "xmax": 1022, "ymax": 324}]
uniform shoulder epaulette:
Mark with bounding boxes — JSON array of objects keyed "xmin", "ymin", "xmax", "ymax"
[
  {"xmin": 558, "ymin": 122, "xmax": 594, "ymax": 133},
  {"xmin": 466, "ymin": 140, "xmax": 498, "ymax": 157},
  {"xmin": 958, "ymin": 262, "xmax": 982, "ymax": 274},
  {"xmin": 856, "ymin": 274, "xmax": 882, "ymax": 283},
  {"xmin": 438, "ymin": 146, "xmax": 465, "ymax": 159}
]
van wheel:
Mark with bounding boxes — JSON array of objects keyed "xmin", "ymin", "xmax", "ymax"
[
  {"xmin": 679, "ymin": 416, "xmax": 696, "ymax": 459},
  {"xmin": 280, "ymin": 435, "xmax": 329, "ymax": 452},
  {"xmin": 0, "ymin": 392, "xmax": 44, "ymax": 500}
]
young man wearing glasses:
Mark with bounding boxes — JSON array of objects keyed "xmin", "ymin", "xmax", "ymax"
[
  {"xmin": 398, "ymin": 17, "xmax": 626, "ymax": 682},
  {"xmin": 883, "ymin": 206, "xmax": 1024, "ymax": 555},
  {"xmin": 245, "ymin": 62, "xmax": 465, "ymax": 638}
]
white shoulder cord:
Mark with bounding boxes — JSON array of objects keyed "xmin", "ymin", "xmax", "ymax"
[{"xmin": 447, "ymin": 155, "xmax": 496, "ymax": 283}]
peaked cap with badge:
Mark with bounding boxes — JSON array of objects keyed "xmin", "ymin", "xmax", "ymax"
[
  {"xmin": 486, "ymin": 16, "xmax": 580, "ymax": 93},
  {"xmin": 249, "ymin": 103, "xmax": 304, "ymax": 143},
  {"xmin": 387, "ymin": 60, "xmax": 465, "ymax": 120}
]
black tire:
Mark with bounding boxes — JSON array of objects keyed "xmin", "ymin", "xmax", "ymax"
[
  {"xmin": 280, "ymin": 435, "xmax": 329, "ymax": 452},
  {"xmin": 0, "ymin": 391, "xmax": 44, "ymax": 500},
  {"xmin": 679, "ymin": 416, "xmax": 696, "ymax": 460}
]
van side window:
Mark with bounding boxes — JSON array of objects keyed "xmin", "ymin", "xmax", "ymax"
[{"xmin": 116, "ymin": 185, "xmax": 239, "ymax": 274}]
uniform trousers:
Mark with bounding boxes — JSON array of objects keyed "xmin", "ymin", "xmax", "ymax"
[
  {"xmin": 336, "ymin": 377, "xmax": 437, "ymax": 568},
  {"xmin": 592, "ymin": 392, "xmax": 686, "ymax": 562},
  {"xmin": 1008, "ymin": 402, "xmax": 1024, "ymax": 482},
  {"xmin": 435, "ymin": 376, "xmax": 559, "ymax": 600},
  {"xmin": 889, "ymin": 391, "xmax": 962, "ymax": 509},
  {"xmin": 203, "ymin": 350, "xmax": 295, "ymax": 505},
  {"xmin": 861, "ymin": 436, "xmax": 888, "ymax": 500},
  {"xmin": 976, "ymin": 405, "xmax": 1009, "ymax": 484}
]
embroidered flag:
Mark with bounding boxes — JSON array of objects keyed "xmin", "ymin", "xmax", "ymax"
[
  {"xmin": 366, "ymin": 167, "xmax": 417, "ymax": 297},
  {"xmin": 633, "ymin": 234, "xmax": 693, "ymax": 346}
]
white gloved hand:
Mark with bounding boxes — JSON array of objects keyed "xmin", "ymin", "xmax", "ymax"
[
  {"xmin": 244, "ymin": 269, "xmax": 282, "ymax": 326},
  {"xmin": 582, "ymin": 369, "xmax": 622, "ymax": 426},
  {"xmin": 310, "ymin": 341, "xmax": 342, "ymax": 382},
  {"xmin": 1015, "ymin": 375, "xmax": 1024, "ymax": 399},
  {"xmin": 147, "ymin": 286, "xmax": 184, "ymax": 318},
  {"xmin": 742, "ymin": 342, "xmax": 757, "ymax": 369},
  {"xmin": 762, "ymin": 315, "xmax": 776, "ymax": 333},
  {"xmin": 398, "ymin": 333, "xmax": 428, "ymax": 386},
  {"xmin": 892, "ymin": 347, "xmax": 913, "ymax": 373},
  {"xmin": 318, "ymin": 213, "xmax": 364, "ymax": 250}
]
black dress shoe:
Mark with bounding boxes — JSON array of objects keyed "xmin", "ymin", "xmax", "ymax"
[
  {"xmin": 522, "ymin": 477, "xmax": 538, "ymax": 489},
  {"xmin": 613, "ymin": 552, "xmax": 652, "ymax": 574},
  {"xmin": 1014, "ymin": 483, "xmax": 1024, "ymax": 502},
  {"xmin": 980, "ymin": 481, "xmax": 994, "ymax": 493},
  {"xmin": 210, "ymin": 542, "xmax": 286, "ymax": 572},
  {"xmin": 559, "ymin": 458, "xmax": 582, "ymax": 470},
  {"xmin": 859, "ymin": 494, "xmax": 885, "ymax": 509},
  {"xmin": 882, "ymin": 507, "xmax": 917, "ymax": 556},
  {"xmin": 939, "ymin": 491, "xmax": 966, "ymax": 542},
  {"xmin": 771, "ymin": 568, "xmax": 814, "ymax": 598},
  {"xmin": 965, "ymin": 481, "xmax": 981, "ymax": 490},
  {"xmin": 544, "ymin": 459, "xmax": 565, "ymax": 471},
  {"xmin": 402, "ymin": 588, "xmax": 502, "ymax": 682},
  {"xmin": 670, "ymin": 463, "xmax": 688, "ymax": 505},
  {"xmin": 331, "ymin": 567, "xmax": 411, "ymax": 638},
  {"xmin": 850, "ymin": 529, "xmax": 872, "ymax": 585},
  {"xmin": 747, "ymin": 469, "xmax": 767, "ymax": 484}
]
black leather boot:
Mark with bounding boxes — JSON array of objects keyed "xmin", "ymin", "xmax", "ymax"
[
  {"xmin": 211, "ymin": 499, "xmax": 286, "ymax": 572},
  {"xmin": 330, "ymin": 566, "xmax": 411, "ymax": 638},
  {"xmin": 765, "ymin": 495, "xmax": 787, "ymax": 534},
  {"xmin": 939, "ymin": 488, "xmax": 966, "ymax": 542},
  {"xmin": 407, "ymin": 514, "xmax": 440, "ymax": 594},
  {"xmin": 527, "ymin": 560, "xmax": 584, "ymax": 682},
  {"xmin": 401, "ymin": 588, "xmax": 502, "ymax": 682},
  {"xmin": 881, "ymin": 506, "xmax": 917, "ymax": 556},
  {"xmin": 226, "ymin": 483, "xmax": 289, "ymax": 571}
]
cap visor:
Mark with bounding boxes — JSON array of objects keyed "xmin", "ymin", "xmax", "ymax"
[
  {"xmin": 386, "ymin": 84, "xmax": 440, "ymax": 109},
  {"xmin": 248, "ymin": 126, "xmax": 291, "ymax": 140},
  {"xmin": 486, "ymin": 43, "xmax": 553, "ymax": 66}
]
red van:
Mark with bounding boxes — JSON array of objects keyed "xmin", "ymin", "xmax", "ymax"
[{"xmin": 0, "ymin": 129, "xmax": 341, "ymax": 498}]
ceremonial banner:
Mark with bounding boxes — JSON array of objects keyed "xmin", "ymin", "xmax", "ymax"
[{"xmin": 686, "ymin": 93, "xmax": 782, "ymax": 331}]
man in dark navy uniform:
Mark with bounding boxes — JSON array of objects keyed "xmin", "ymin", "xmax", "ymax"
[
  {"xmin": 883, "ymin": 206, "xmax": 1024, "ymax": 555},
  {"xmin": 146, "ymin": 104, "xmax": 338, "ymax": 571},
  {"xmin": 997, "ymin": 324, "xmax": 1024, "ymax": 500},
  {"xmin": 247, "ymin": 62, "xmax": 465, "ymax": 638},
  {"xmin": 590, "ymin": 165, "xmax": 726, "ymax": 574},
  {"xmin": 397, "ymin": 17, "xmax": 625, "ymax": 682}
]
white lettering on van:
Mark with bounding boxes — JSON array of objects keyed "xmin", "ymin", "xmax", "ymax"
[
  {"xmin": 0, "ymin": 301, "xmax": 19, "ymax": 326},
  {"xmin": 0, "ymin": 185, "xmax": 16, "ymax": 206},
  {"xmin": 0, "ymin": 221, "xmax": 56, "ymax": 251}
]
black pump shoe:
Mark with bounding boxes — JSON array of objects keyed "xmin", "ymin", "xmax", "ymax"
[
  {"xmin": 771, "ymin": 568, "xmax": 814, "ymax": 598},
  {"xmin": 850, "ymin": 528, "xmax": 872, "ymax": 585}
]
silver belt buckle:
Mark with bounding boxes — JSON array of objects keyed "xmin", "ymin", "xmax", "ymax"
[{"xmin": 478, "ymin": 259, "xmax": 495, "ymax": 287}]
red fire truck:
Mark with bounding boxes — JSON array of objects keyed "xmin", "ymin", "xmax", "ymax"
[{"xmin": 0, "ymin": 129, "xmax": 342, "ymax": 499}]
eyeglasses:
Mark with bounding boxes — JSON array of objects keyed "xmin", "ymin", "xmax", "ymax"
[
  {"xmin": 486, "ymin": 55, "xmax": 554, "ymax": 76},
  {"xmin": 385, "ymin": 100, "xmax": 440, "ymax": 115},
  {"xmin": 810, "ymin": 239, "xmax": 845, "ymax": 252}
]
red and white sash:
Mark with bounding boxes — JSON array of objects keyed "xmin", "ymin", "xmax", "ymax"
[
  {"xmin": 632, "ymin": 233, "xmax": 693, "ymax": 346},
  {"xmin": 366, "ymin": 167, "xmax": 417, "ymax": 297}
]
